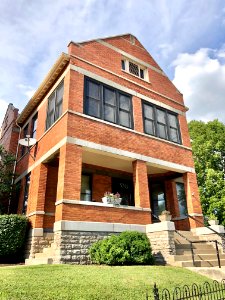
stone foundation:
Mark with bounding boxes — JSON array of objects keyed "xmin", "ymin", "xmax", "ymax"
[
  {"xmin": 53, "ymin": 230, "xmax": 112, "ymax": 264},
  {"xmin": 26, "ymin": 221, "xmax": 177, "ymax": 265},
  {"xmin": 52, "ymin": 220, "xmax": 146, "ymax": 264},
  {"xmin": 25, "ymin": 229, "xmax": 54, "ymax": 259},
  {"xmin": 146, "ymin": 221, "xmax": 176, "ymax": 265}
]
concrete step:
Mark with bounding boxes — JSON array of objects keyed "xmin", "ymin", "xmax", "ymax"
[
  {"xmin": 35, "ymin": 251, "xmax": 54, "ymax": 259},
  {"xmin": 175, "ymin": 243, "xmax": 214, "ymax": 250},
  {"xmin": 175, "ymin": 238, "xmax": 200, "ymax": 244},
  {"xmin": 181, "ymin": 259, "xmax": 225, "ymax": 268},
  {"xmin": 176, "ymin": 248, "xmax": 221, "ymax": 255},
  {"xmin": 25, "ymin": 257, "xmax": 53, "ymax": 265},
  {"xmin": 175, "ymin": 254, "xmax": 225, "ymax": 261},
  {"xmin": 43, "ymin": 246, "xmax": 55, "ymax": 255}
]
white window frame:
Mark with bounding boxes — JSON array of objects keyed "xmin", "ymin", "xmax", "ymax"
[{"xmin": 121, "ymin": 58, "xmax": 149, "ymax": 82}]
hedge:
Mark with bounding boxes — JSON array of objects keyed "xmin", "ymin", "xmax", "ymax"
[
  {"xmin": 0, "ymin": 214, "xmax": 28, "ymax": 261},
  {"xmin": 89, "ymin": 231, "xmax": 154, "ymax": 266}
]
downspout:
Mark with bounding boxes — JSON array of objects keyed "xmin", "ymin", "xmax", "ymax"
[{"xmin": 8, "ymin": 121, "xmax": 22, "ymax": 214}]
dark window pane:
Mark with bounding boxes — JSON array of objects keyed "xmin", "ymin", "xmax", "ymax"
[
  {"xmin": 145, "ymin": 119, "xmax": 155, "ymax": 135},
  {"xmin": 86, "ymin": 98, "xmax": 100, "ymax": 118},
  {"xmin": 157, "ymin": 109, "xmax": 166, "ymax": 124},
  {"xmin": 31, "ymin": 115, "xmax": 38, "ymax": 139},
  {"xmin": 81, "ymin": 175, "xmax": 91, "ymax": 201},
  {"xmin": 87, "ymin": 81, "xmax": 100, "ymax": 99},
  {"xmin": 121, "ymin": 60, "xmax": 125, "ymax": 70},
  {"xmin": 55, "ymin": 100, "xmax": 62, "ymax": 120},
  {"xmin": 140, "ymin": 69, "xmax": 144, "ymax": 79},
  {"xmin": 170, "ymin": 128, "xmax": 179, "ymax": 143},
  {"xmin": 151, "ymin": 183, "xmax": 166, "ymax": 217},
  {"xmin": 158, "ymin": 124, "xmax": 167, "ymax": 139},
  {"xmin": 119, "ymin": 111, "xmax": 130, "ymax": 127},
  {"xmin": 104, "ymin": 105, "xmax": 116, "ymax": 123},
  {"xmin": 176, "ymin": 182, "xmax": 187, "ymax": 216},
  {"xmin": 168, "ymin": 114, "xmax": 177, "ymax": 127},
  {"xmin": 22, "ymin": 174, "xmax": 30, "ymax": 214},
  {"xmin": 57, "ymin": 82, "xmax": 64, "ymax": 101},
  {"xmin": 119, "ymin": 94, "xmax": 130, "ymax": 111},
  {"xmin": 144, "ymin": 104, "xmax": 154, "ymax": 119},
  {"xmin": 129, "ymin": 62, "xmax": 139, "ymax": 76},
  {"xmin": 104, "ymin": 87, "xmax": 116, "ymax": 105}
]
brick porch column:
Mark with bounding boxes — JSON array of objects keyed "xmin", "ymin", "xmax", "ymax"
[
  {"xmin": 55, "ymin": 143, "xmax": 82, "ymax": 221},
  {"xmin": 183, "ymin": 172, "xmax": 203, "ymax": 228},
  {"xmin": 27, "ymin": 163, "xmax": 48, "ymax": 228},
  {"xmin": 132, "ymin": 160, "xmax": 151, "ymax": 218}
]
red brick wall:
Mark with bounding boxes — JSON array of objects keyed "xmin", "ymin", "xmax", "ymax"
[
  {"xmin": 56, "ymin": 203, "xmax": 151, "ymax": 225},
  {"xmin": 0, "ymin": 104, "xmax": 19, "ymax": 154},
  {"xmin": 92, "ymin": 174, "xmax": 111, "ymax": 202}
]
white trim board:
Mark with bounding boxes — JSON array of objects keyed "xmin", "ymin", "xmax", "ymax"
[{"xmin": 54, "ymin": 220, "xmax": 146, "ymax": 233}]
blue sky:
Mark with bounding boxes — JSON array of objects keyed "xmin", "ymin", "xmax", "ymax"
[{"xmin": 0, "ymin": 0, "xmax": 225, "ymax": 126}]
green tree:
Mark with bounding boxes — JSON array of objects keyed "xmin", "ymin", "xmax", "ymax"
[
  {"xmin": 189, "ymin": 120, "xmax": 225, "ymax": 225},
  {"xmin": 0, "ymin": 145, "xmax": 16, "ymax": 214}
]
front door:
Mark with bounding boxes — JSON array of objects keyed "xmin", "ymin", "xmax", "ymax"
[
  {"xmin": 150, "ymin": 182, "xmax": 166, "ymax": 221},
  {"xmin": 112, "ymin": 178, "xmax": 134, "ymax": 206}
]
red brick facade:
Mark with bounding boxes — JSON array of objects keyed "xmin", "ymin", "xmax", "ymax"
[
  {"xmin": 0, "ymin": 103, "xmax": 19, "ymax": 154},
  {"xmin": 14, "ymin": 34, "xmax": 203, "ymax": 231}
]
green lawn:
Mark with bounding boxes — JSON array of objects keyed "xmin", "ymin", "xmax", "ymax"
[{"xmin": 0, "ymin": 265, "xmax": 212, "ymax": 300}]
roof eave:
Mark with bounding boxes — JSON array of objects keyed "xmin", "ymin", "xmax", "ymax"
[{"xmin": 17, "ymin": 52, "xmax": 70, "ymax": 125}]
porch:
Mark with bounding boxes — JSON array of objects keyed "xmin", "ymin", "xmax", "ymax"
[{"xmin": 27, "ymin": 141, "xmax": 202, "ymax": 233}]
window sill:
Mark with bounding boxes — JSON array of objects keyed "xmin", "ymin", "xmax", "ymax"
[
  {"xmin": 121, "ymin": 69, "xmax": 150, "ymax": 83},
  {"xmin": 55, "ymin": 199, "xmax": 151, "ymax": 212}
]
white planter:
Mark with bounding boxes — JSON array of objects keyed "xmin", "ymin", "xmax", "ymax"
[
  {"xmin": 102, "ymin": 197, "xmax": 122, "ymax": 205},
  {"xmin": 102, "ymin": 197, "xmax": 109, "ymax": 204},
  {"xmin": 208, "ymin": 220, "xmax": 219, "ymax": 225},
  {"xmin": 159, "ymin": 214, "xmax": 172, "ymax": 222}
]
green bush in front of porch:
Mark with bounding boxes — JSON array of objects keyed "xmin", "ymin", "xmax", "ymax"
[
  {"xmin": 89, "ymin": 231, "xmax": 154, "ymax": 265},
  {"xmin": 0, "ymin": 214, "xmax": 29, "ymax": 263}
]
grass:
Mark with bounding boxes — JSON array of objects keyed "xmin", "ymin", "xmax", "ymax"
[{"xmin": 0, "ymin": 264, "xmax": 212, "ymax": 300}]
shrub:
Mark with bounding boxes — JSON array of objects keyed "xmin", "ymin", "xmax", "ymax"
[
  {"xmin": 89, "ymin": 231, "xmax": 154, "ymax": 266},
  {"xmin": 0, "ymin": 214, "xmax": 28, "ymax": 261}
]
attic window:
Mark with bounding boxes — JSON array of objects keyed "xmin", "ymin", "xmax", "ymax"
[
  {"xmin": 129, "ymin": 62, "xmax": 139, "ymax": 76},
  {"xmin": 121, "ymin": 58, "xmax": 148, "ymax": 81}
]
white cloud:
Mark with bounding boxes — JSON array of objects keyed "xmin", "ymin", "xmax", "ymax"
[
  {"xmin": 0, "ymin": 98, "xmax": 9, "ymax": 128},
  {"xmin": 172, "ymin": 48, "xmax": 225, "ymax": 123}
]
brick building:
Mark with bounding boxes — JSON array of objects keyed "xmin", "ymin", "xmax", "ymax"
[
  {"xmin": 14, "ymin": 34, "xmax": 204, "ymax": 264},
  {"xmin": 0, "ymin": 103, "xmax": 20, "ymax": 213},
  {"xmin": 0, "ymin": 103, "xmax": 19, "ymax": 154}
]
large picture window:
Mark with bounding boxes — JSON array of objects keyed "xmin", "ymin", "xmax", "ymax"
[
  {"xmin": 46, "ymin": 81, "xmax": 64, "ymax": 130},
  {"xmin": 142, "ymin": 102, "xmax": 181, "ymax": 144},
  {"xmin": 84, "ymin": 78, "xmax": 133, "ymax": 129}
]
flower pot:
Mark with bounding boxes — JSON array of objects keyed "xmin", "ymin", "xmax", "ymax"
[
  {"xmin": 208, "ymin": 220, "xmax": 219, "ymax": 225},
  {"xmin": 159, "ymin": 214, "xmax": 172, "ymax": 222},
  {"xmin": 102, "ymin": 197, "xmax": 109, "ymax": 204}
]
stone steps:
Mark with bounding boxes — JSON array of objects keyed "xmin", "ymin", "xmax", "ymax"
[
  {"xmin": 175, "ymin": 253, "xmax": 225, "ymax": 261},
  {"xmin": 25, "ymin": 257, "xmax": 53, "ymax": 265},
  {"xmin": 176, "ymin": 248, "xmax": 220, "ymax": 255},
  {"xmin": 181, "ymin": 260, "xmax": 225, "ymax": 268},
  {"xmin": 174, "ymin": 230, "xmax": 224, "ymax": 268}
]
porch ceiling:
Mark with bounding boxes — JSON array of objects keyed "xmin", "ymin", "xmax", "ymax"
[{"xmin": 82, "ymin": 148, "xmax": 168, "ymax": 174}]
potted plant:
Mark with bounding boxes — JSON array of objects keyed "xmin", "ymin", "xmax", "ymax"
[
  {"xmin": 102, "ymin": 192, "xmax": 122, "ymax": 205},
  {"xmin": 158, "ymin": 210, "xmax": 172, "ymax": 222},
  {"xmin": 207, "ymin": 213, "xmax": 219, "ymax": 225}
]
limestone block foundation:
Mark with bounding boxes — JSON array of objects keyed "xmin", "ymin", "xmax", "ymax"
[
  {"xmin": 146, "ymin": 221, "xmax": 176, "ymax": 265},
  {"xmin": 25, "ymin": 229, "xmax": 54, "ymax": 259}
]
